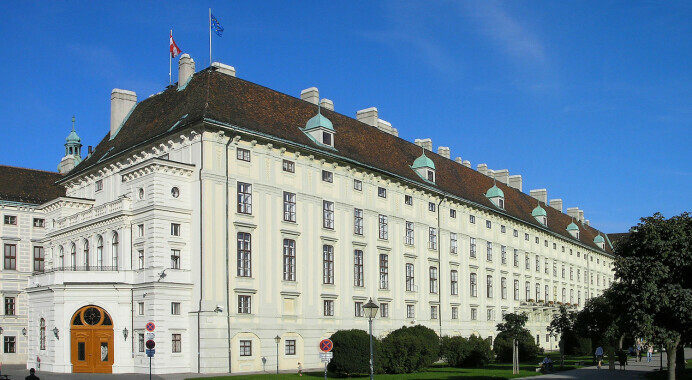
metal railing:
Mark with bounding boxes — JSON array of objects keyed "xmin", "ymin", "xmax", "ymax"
[{"xmin": 35, "ymin": 266, "xmax": 119, "ymax": 274}]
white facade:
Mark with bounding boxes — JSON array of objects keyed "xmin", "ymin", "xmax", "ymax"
[{"xmin": 15, "ymin": 62, "xmax": 616, "ymax": 375}]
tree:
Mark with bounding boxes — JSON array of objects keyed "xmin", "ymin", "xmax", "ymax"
[
  {"xmin": 380, "ymin": 325, "xmax": 439, "ymax": 373},
  {"xmin": 328, "ymin": 329, "xmax": 380, "ymax": 376},
  {"xmin": 547, "ymin": 305, "xmax": 576, "ymax": 367},
  {"xmin": 613, "ymin": 212, "xmax": 692, "ymax": 380},
  {"xmin": 496, "ymin": 312, "xmax": 530, "ymax": 373}
]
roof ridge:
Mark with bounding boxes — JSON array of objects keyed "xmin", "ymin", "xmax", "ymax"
[{"xmin": 0, "ymin": 164, "xmax": 61, "ymax": 175}]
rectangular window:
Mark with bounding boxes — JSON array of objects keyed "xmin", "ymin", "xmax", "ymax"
[
  {"xmin": 378, "ymin": 187, "xmax": 387, "ymax": 198},
  {"xmin": 450, "ymin": 209, "xmax": 456, "ymax": 218},
  {"xmin": 514, "ymin": 279, "xmax": 520, "ymax": 300},
  {"xmin": 535, "ymin": 237, "xmax": 540, "ymax": 244},
  {"xmin": 526, "ymin": 282, "xmax": 531, "ymax": 300},
  {"xmin": 283, "ymin": 239, "xmax": 296, "ymax": 281},
  {"xmin": 137, "ymin": 224, "xmax": 144, "ymax": 237},
  {"xmin": 501, "ymin": 277, "xmax": 507, "ymax": 299},
  {"xmin": 282, "ymin": 159, "xmax": 295, "ymax": 173},
  {"xmin": 354, "ymin": 208, "xmax": 363, "ymax": 235},
  {"xmin": 570, "ymin": 267, "xmax": 574, "ymax": 280},
  {"xmin": 429, "ymin": 227, "xmax": 437, "ymax": 249},
  {"xmin": 95, "ymin": 179, "xmax": 103, "ymax": 191},
  {"xmin": 4, "ymin": 337, "xmax": 15, "ymax": 353},
  {"xmin": 4, "ymin": 297, "xmax": 15, "ymax": 316},
  {"xmin": 450, "ymin": 270, "xmax": 458, "ymax": 295},
  {"xmin": 323, "ymin": 300, "xmax": 334, "ymax": 316},
  {"xmin": 405, "ymin": 195, "xmax": 413, "ymax": 205},
  {"xmin": 4, "ymin": 244, "xmax": 16, "ymax": 270},
  {"xmin": 379, "ymin": 254, "xmax": 389, "ymax": 289},
  {"xmin": 138, "ymin": 302, "xmax": 144, "ymax": 315},
  {"xmin": 236, "ymin": 148, "xmax": 250, "ymax": 162},
  {"xmin": 513, "ymin": 229, "xmax": 518, "ymax": 237},
  {"xmin": 562, "ymin": 265, "xmax": 565, "ymax": 279},
  {"xmin": 138, "ymin": 249, "xmax": 144, "ymax": 269},
  {"xmin": 470, "ymin": 215, "xmax": 476, "ymax": 224},
  {"xmin": 323, "ymin": 245, "xmax": 334, "ymax": 284},
  {"xmin": 285, "ymin": 340, "xmax": 296, "ymax": 355},
  {"xmin": 406, "ymin": 304, "xmax": 415, "ymax": 318},
  {"xmin": 486, "ymin": 242, "xmax": 493, "ymax": 261},
  {"xmin": 378, "ymin": 215, "xmax": 388, "ymax": 240},
  {"xmin": 380, "ymin": 303, "xmax": 389, "ymax": 318},
  {"xmin": 238, "ymin": 295, "xmax": 251, "ymax": 314},
  {"xmin": 239, "ymin": 340, "xmax": 252, "ymax": 356},
  {"xmin": 487, "ymin": 308, "xmax": 495, "ymax": 321},
  {"xmin": 470, "ymin": 238, "xmax": 476, "ymax": 258},
  {"xmin": 450, "ymin": 233, "xmax": 457, "ymax": 254},
  {"xmin": 170, "ymin": 334, "xmax": 182, "ymax": 353},
  {"xmin": 354, "ymin": 301, "xmax": 363, "ymax": 317},
  {"xmin": 323, "ymin": 201, "xmax": 334, "ymax": 229},
  {"xmin": 353, "ymin": 179, "xmax": 362, "ymax": 191},
  {"xmin": 513, "ymin": 249, "xmax": 519, "ymax": 267},
  {"xmin": 486, "ymin": 220, "xmax": 491, "ymax": 229},
  {"xmin": 405, "ymin": 221, "xmax": 414, "ymax": 245},
  {"xmin": 525, "ymin": 233, "xmax": 529, "ymax": 241},
  {"xmin": 501, "ymin": 225, "xmax": 506, "ymax": 233},
  {"xmin": 525, "ymin": 254, "xmax": 530, "ymax": 270},
  {"xmin": 431, "ymin": 305, "xmax": 438, "ymax": 319},
  {"xmin": 33, "ymin": 218, "xmax": 45, "ymax": 228},
  {"xmin": 429, "ymin": 267, "xmax": 438, "ymax": 294},
  {"xmin": 486, "ymin": 275, "xmax": 493, "ymax": 298},
  {"xmin": 451, "ymin": 307, "xmax": 458, "ymax": 319},
  {"xmin": 536, "ymin": 256, "xmax": 540, "ymax": 272},
  {"xmin": 171, "ymin": 249, "xmax": 180, "ymax": 269},
  {"xmin": 501, "ymin": 245, "xmax": 507, "ymax": 264},
  {"xmin": 138, "ymin": 334, "xmax": 145, "ymax": 352},
  {"xmin": 33, "ymin": 246, "xmax": 45, "ymax": 272},
  {"xmin": 322, "ymin": 170, "xmax": 333, "ymax": 183},
  {"xmin": 237, "ymin": 232, "xmax": 252, "ymax": 277},
  {"xmin": 471, "ymin": 308, "xmax": 477, "ymax": 320},
  {"xmin": 353, "ymin": 250, "xmax": 364, "ymax": 287},
  {"xmin": 171, "ymin": 223, "xmax": 181, "ymax": 236},
  {"xmin": 405, "ymin": 263, "xmax": 415, "ymax": 291},
  {"xmin": 470, "ymin": 273, "xmax": 477, "ymax": 297},
  {"xmin": 283, "ymin": 192, "xmax": 296, "ymax": 222},
  {"xmin": 237, "ymin": 182, "xmax": 252, "ymax": 214},
  {"xmin": 428, "ymin": 202, "xmax": 436, "ymax": 212},
  {"xmin": 171, "ymin": 302, "xmax": 181, "ymax": 315}
]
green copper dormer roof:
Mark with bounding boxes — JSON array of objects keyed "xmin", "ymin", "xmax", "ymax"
[
  {"xmin": 412, "ymin": 151, "xmax": 435, "ymax": 170},
  {"xmin": 486, "ymin": 184, "xmax": 504, "ymax": 198},
  {"xmin": 593, "ymin": 234, "xmax": 605, "ymax": 244},
  {"xmin": 305, "ymin": 112, "xmax": 334, "ymax": 131},
  {"xmin": 532, "ymin": 204, "xmax": 547, "ymax": 217},
  {"xmin": 566, "ymin": 222, "xmax": 579, "ymax": 231},
  {"xmin": 65, "ymin": 116, "xmax": 80, "ymax": 144}
]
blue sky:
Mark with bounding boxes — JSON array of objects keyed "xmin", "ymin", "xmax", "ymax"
[{"xmin": 1, "ymin": 1, "xmax": 690, "ymax": 233}]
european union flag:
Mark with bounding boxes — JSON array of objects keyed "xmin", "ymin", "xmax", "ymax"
[{"xmin": 211, "ymin": 13, "xmax": 224, "ymax": 37}]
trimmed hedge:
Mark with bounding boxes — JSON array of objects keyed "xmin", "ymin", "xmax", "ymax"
[
  {"xmin": 327, "ymin": 329, "xmax": 381, "ymax": 376},
  {"xmin": 380, "ymin": 325, "xmax": 440, "ymax": 373},
  {"xmin": 493, "ymin": 330, "xmax": 539, "ymax": 362}
]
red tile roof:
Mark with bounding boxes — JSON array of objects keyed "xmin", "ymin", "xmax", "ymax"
[
  {"xmin": 0, "ymin": 165, "xmax": 65, "ymax": 204},
  {"xmin": 64, "ymin": 68, "xmax": 612, "ymax": 254}
]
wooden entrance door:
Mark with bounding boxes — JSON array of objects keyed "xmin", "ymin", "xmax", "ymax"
[{"xmin": 70, "ymin": 305, "xmax": 114, "ymax": 373}]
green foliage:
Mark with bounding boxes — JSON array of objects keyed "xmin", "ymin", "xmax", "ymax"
[
  {"xmin": 328, "ymin": 329, "xmax": 380, "ymax": 376},
  {"xmin": 462, "ymin": 334, "xmax": 494, "ymax": 367},
  {"xmin": 493, "ymin": 330, "xmax": 539, "ymax": 362},
  {"xmin": 440, "ymin": 336, "xmax": 470, "ymax": 367},
  {"xmin": 496, "ymin": 312, "xmax": 529, "ymax": 335},
  {"xmin": 574, "ymin": 289, "xmax": 623, "ymax": 350},
  {"xmin": 381, "ymin": 325, "xmax": 440, "ymax": 373},
  {"xmin": 563, "ymin": 331, "xmax": 592, "ymax": 356}
]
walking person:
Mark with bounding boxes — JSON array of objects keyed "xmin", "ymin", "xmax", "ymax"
[
  {"xmin": 637, "ymin": 340, "xmax": 643, "ymax": 362},
  {"xmin": 618, "ymin": 350, "xmax": 628, "ymax": 371},
  {"xmin": 595, "ymin": 346, "xmax": 604, "ymax": 369},
  {"xmin": 647, "ymin": 345, "xmax": 653, "ymax": 362},
  {"xmin": 26, "ymin": 367, "xmax": 40, "ymax": 380},
  {"xmin": 297, "ymin": 362, "xmax": 303, "ymax": 377}
]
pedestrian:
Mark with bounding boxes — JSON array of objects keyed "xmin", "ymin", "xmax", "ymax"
[
  {"xmin": 595, "ymin": 346, "xmax": 604, "ymax": 369},
  {"xmin": 298, "ymin": 362, "xmax": 302, "ymax": 376},
  {"xmin": 637, "ymin": 340, "xmax": 643, "ymax": 362},
  {"xmin": 618, "ymin": 350, "xmax": 627, "ymax": 371},
  {"xmin": 647, "ymin": 345, "xmax": 653, "ymax": 362},
  {"xmin": 26, "ymin": 367, "xmax": 40, "ymax": 380}
]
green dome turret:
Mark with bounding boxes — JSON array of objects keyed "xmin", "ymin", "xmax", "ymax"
[
  {"xmin": 412, "ymin": 151, "xmax": 435, "ymax": 170},
  {"xmin": 532, "ymin": 205, "xmax": 547, "ymax": 217},
  {"xmin": 566, "ymin": 222, "xmax": 579, "ymax": 231},
  {"xmin": 486, "ymin": 184, "xmax": 504, "ymax": 199},
  {"xmin": 65, "ymin": 116, "xmax": 81, "ymax": 144},
  {"xmin": 305, "ymin": 112, "xmax": 333, "ymax": 131},
  {"xmin": 594, "ymin": 234, "xmax": 605, "ymax": 244}
]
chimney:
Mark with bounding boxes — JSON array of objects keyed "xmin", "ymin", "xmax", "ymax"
[
  {"xmin": 356, "ymin": 107, "xmax": 378, "ymax": 126},
  {"xmin": 376, "ymin": 119, "xmax": 398, "ymax": 136},
  {"xmin": 508, "ymin": 175, "xmax": 522, "ymax": 191},
  {"xmin": 566, "ymin": 207, "xmax": 579, "ymax": 220},
  {"xmin": 529, "ymin": 189, "xmax": 547, "ymax": 204},
  {"xmin": 211, "ymin": 62, "xmax": 236, "ymax": 77},
  {"xmin": 110, "ymin": 89, "xmax": 137, "ymax": 137},
  {"xmin": 437, "ymin": 147, "xmax": 450, "ymax": 159},
  {"xmin": 585, "ymin": 220, "xmax": 590, "ymax": 226},
  {"xmin": 414, "ymin": 138, "xmax": 432, "ymax": 151},
  {"xmin": 320, "ymin": 98, "xmax": 334, "ymax": 111},
  {"xmin": 477, "ymin": 163, "xmax": 488, "ymax": 176},
  {"xmin": 178, "ymin": 54, "xmax": 195, "ymax": 90},
  {"xmin": 455, "ymin": 157, "xmax": 463, "ymax": 164},
  {"xmin": 463, "ymin": 160, "xmax": 471, "ymax": 168},
  {"xmin": 494, "ymin": 169, "xmax": 509, "ymax": 184},
  {"xmin": 549, "ymin": 199, "xmax": 563, "ymax": 213},
  {"xmin": 301, "ymin": 87, "xmax": 319, "ymax": 105},
  {"xmin": 578, "ymin": 210, "xmax": 584, "ymax": 223}
]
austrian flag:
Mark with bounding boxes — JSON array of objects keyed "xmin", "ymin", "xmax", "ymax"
[{"xmin": 170, "ymin": 31, "xmax": 181, "ymax": 58}]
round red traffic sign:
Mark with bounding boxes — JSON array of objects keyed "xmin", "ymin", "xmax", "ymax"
[
  {"xmin": 146, "ymin": 340, "xmax": 155, "ymax": 349},
  {"xmin": 319, "ymin": 339, "xmax": 333, "ymax": 352},
  {"xmin": 146, "ymin": 322, "xmax": 156, "ymax": 332}
]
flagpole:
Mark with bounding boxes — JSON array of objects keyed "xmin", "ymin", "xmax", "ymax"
[
  {"xmin": 169, "ymin": 30, "xmax": 173, "ymax": 85},
  {"xmin": 209, "ymin": 8, "xmax": 212, "ymax": 67}
]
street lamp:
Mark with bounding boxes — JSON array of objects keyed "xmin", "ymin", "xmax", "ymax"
[
  {"xmin": 274, "ymin": 335, "xmax": 281, "ymax": 374},
  {"xmin": 363, "ymin": 298, "xmax": 379, "ymax": 380}
]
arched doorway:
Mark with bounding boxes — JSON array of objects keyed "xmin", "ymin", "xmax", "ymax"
[{"xmin": 70, "ymin": 305, "xmax": 114, "ymax": 373}]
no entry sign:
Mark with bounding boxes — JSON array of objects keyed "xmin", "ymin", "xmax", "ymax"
[{"xmin": 146, "ymin": 322, "xmax": 156, "ymax": 332}]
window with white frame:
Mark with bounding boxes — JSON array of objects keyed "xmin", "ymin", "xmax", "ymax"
[
  {"xmin": 380, "ymin": 303, "xmax": 389, "ymax": 318},
  {"xmin": 236, "ymin": 148, "xmax": 250, "ymax": 162},
  {"xmin": 431, "ymin": 305, "xmax": 438, "ymax": 319},
  {"xmin": 285, "ymin": 340, "xmax": 296, "ymax": 355},
  {"xmin": 378, "ymin": 215, "xmax": 388, "ymax": 240},
  {"xmin": 450, "ymin": 209, "xmax": 456, "ymax": 218},
  {"xmin": 138, "ymin": 333, "xmax": 144, "ymax": 352},
  {"xmin": 486, "ymin": 242, "xmax": 493, "ymax": 261},
  {"xmin": 428, "ymin": 202, "xmax": 436, "ymax": 212},
  {"xmin": 354, "ymin": 208, "xmax": 363, "ymax": 235},
  {"xmin": 405, "ymin": 195, "xmax": 413, "ymax": 205},
  {"xmin": 501, "ymin": 245, "xmax": 507, "ymax": 264},
  {"xmin": 323, "ymin": 300, "xmax": 334, "ymax": 316},
  {"xmin": 451, "ymin": 306, "xmax": 458, "ymax": 319},
  {"xmin": 379, "ymin": 254, "xmax": 388, "ymax": 289},
  {"xmin": 323, "ymin": 245, "xmax": 334, "ymax": 284},
  {"xmin": 239, "ymin": 340, "xmax": 252, "ymax": 356},
  {"xmin": 283, "ymin": 239, "xmax": 296, "ymax": 281},
  {"xmin": 525, "ymin": 233, "xmax": 529, "ymax": 241},
  {"xmin": 501, "ymin": 225, "xmax": 506, "ymax": 233},
  {"xmin": 138, "ymin": 249, "xmax": 144, "ymax": 269},
  {"xmin": 525, "ymin": 282, "xmax": 531, "ymax": 300},
  {"xmin": 95, "ymin": 179, "xmax": 103, "ymax": 192},
  {"xmin": 429, "ymin": 227, "xmax": 437, "ymax": 249},
  {"xmin": 282, "ymin": 159, "xmax": 295, "ymax": 173},
  {"xmin": 354, "ymin": 301, "xmax": 364, "ymax": 317},
  {"xmin": 322, "ymin": 170, "xmax": 333, "ymax": 183},
  {"xmin": 237, "ymin": 232, "xmax": 251, "ymax": 277},
  {"xmin": 450, "ymin": 270, "xmax": 458, "ymax": 295},
  {"xmin": 171, "ymin": 302, "xmax": 181, "ymax": 315},
  {"xmin": 429, "ymin": 266, "xmax": 438, "ymax": 294},
  {"xmin": 171, "ymin": 249, "xmax": 180, "ymax": 269},
  {"xmin": 450, "ymin": 233, "xmax": 457, "ymax": 254},
  {"xmin": 283, "ymin": 192, "xmax": 296, "ymax": 222},
  {"xmin": 487, "ymin": 308, "xmax": 495, "ymax": 321},
  {"xmin": 470, "ymin": 238, "xmax": 477, "ymax": 258},
  {"xmin": 470, "ymin": 215, "xmax": 476, "ymax": 224},
  {"xmin": 471, "ymin": 307, "xmax": 477, "ymax": 320},
  {"xmin": 486, "ymin": 220, "xmax": 491, "ymax": 229},
  {"xmin": 353, "ymin": 179, "xmax": 362, "ymax": 191},
  {"xmin": 406, "ymin": 304, "xmax": 415, "ymax": 318},
  {"xmin": 405, "ymin": 263, "xmax": 415, "ymax": 291},
  {"xmin": 137, "ymin": 224, "xmax": 144, "ymax": 237},
  {"xmin": 470, "ymin": 273, "xmax": 477, "ymax": 297},
  {"xmin": 525, "ymin": 253, "xmax": 530, "ymax": 270},
  {"xmin": 353, "ymin": 250, "xmax": 364, "ymax": 287},
  {"xmin": 323, "ymin": 201, "xmax": 334, "ymax": 229},
  {"xmin": 378, "ymin": 187, "xmax": 386, "ymax": 198},
  {"xmin": 238, "ymin": 295, "xmax": 251, "ymax": 314},
  {"xmin": 514, "ymin": 279, "xmax": 520, "ymax": 300},
  {"xmin": 513, "ymin": 249, "xmax": 519, "ymax": 267},
  {"xmin": 237, "ymin": 182, "xmax": 252, "ymax": 214},
  {"xmin": 171, "ymin": 223, "xmax": 181, "ymax": 236},
  {"xmin": 486, "ymin": 275, "xmax": 493, "ymax": 298},
  {"xmin": 501, "ymin": 277, "xmax": 507, "ymax": 299},
  {"xmin": 405, "ymin": 221, "xmax": 414, "ymax": 245},
  {"xmin": 138, "ymin": 302, "xmax": 144, "ymax": 315}
]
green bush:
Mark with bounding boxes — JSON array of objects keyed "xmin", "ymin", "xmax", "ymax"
[
  {"xmin": 328, "ymin": 329, "xmax": 380, "ymax": 376},
  {"xmin": 493, "ymin": 330, "xmax": 539, "ymax": 362},
  {"xmin": 563, "ymin": 331, "xmax": 592, "ymax": 355},
  {"xmin": 461, "ymin": 334, "xmax": 493, "ymax": 367},
  {"xmin": 440, "ymin": 336, "xmax": 470, "ymax": 367},
  {"xmin": 380, "ymin": 325, "xmax": 440, "ymax": 373}
]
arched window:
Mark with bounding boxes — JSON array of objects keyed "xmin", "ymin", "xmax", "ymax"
[
  {"xmin": 40, "ymin": 318, "xmax": 46, "ymax": 350},
  {"xmin": 96, "ymin": 235, "xmax": 103, "ymax": 270},
  {"xmin": 70, "ymin": 243, "xmax": 77, "ymax": 270},
  {"xmin": 111, "ymin": 232, "xmax": 119, "ymax": 269},
  {"xmin": 58, "ymin": 246, "xmax": 64, "ymax": 268},
  {"xmin": 83, "ymin": 239, "xmax": 90, "ymax": 269}
]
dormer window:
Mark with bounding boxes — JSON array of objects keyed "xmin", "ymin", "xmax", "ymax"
[
  {"xmin": 427, "ymin": 170, "xmax": 435, "ymax": 182},
  {"xmin": 532, "ymin": 204, "xmax": 547, "ymax": 226},
  {"xmin": 410, "ymin": 150, "xmax": 436, "ymax": 184},
  {"xmin": 485, "ymin": 182, "xmax": 505, "ymax": 209},
  {"xmin": 322, "ymin": 131, "xmax": 332, "ymax": 147},
  {"xmin": 301, "ymin": 106, "xmax": 336, "ymax": 149},
  {"xmin": 499, "ymin": 198, "xmax": 505, "ymax": 209},
  {"xmin": 593, "ymin": 234, "xmax": 605, "ymax": 250},
  {"xmin": 567, "ymin": 221, "xmax": 579, "ymax": 239}
]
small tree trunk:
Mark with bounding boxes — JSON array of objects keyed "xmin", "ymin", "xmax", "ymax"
[
  {"xmin": 560, "ymin": 338, "xmax": 564, "ymax": 368},
  {"xmin": 675, "ymin": 345, "xmax": 685, "ymax": 378},
  {"xmin": 666, "ymin": 339, "xmax": 679, "ymax": 380},
  {"xmin": 608, "ymin": 348, "xmax": 616, "ymax": 371}
]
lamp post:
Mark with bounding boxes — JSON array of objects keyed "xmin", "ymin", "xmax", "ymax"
[
  {"xmin": 363, "ymin": 298, "xmax": 379, "ymax": 380},
  {"xmin": 274, "ymin": 335, "xmax": 281, "ymax": 374}
]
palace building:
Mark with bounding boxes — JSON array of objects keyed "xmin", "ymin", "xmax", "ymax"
[{"xmin": 2, "ymin": 54, "xmax": 616, "ymax": 374}]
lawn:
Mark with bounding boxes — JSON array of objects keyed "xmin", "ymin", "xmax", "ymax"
[
  {"xmin": 644, "ymin": 358, "xmax": 692, "ymax": 380},
  {"xmin": 186, "ymin": 355, "xmax": 593, "ymax": 380}
]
